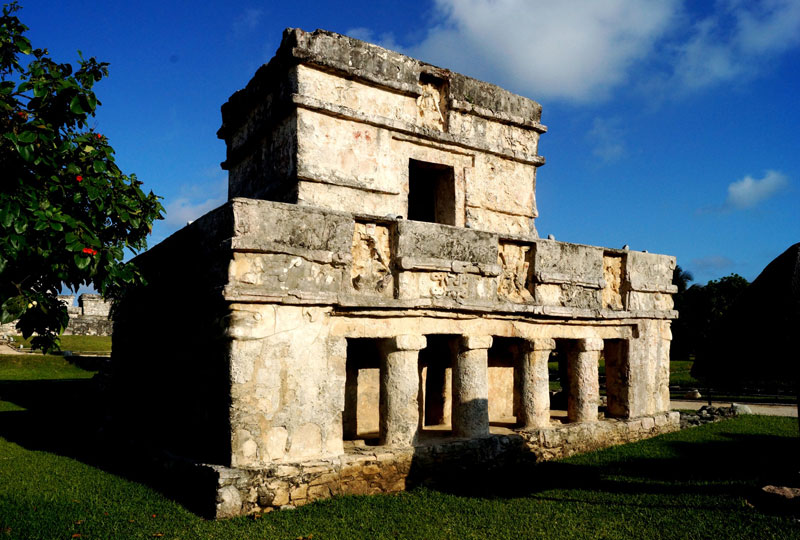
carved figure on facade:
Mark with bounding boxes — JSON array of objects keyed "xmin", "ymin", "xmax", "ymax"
[
  {"xmin": 351, "ymin": 222, "xmax": 393, "ymax": 294},
  {"xmin": 497, "ymin": 242, "xmax": 534, "ymax": 303}
]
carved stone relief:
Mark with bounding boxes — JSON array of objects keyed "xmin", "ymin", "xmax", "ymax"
[
  {"xmin": 416, "ymin": 77, "xmax": 448, "ymax": 131},
  {"xmin": 429, "ymin": 272, "xmax": 468, "ymax": 301},
  {"xmin": 351, "ymin": 222, "xmax": 394, "ymax": 296},
  {"xmin": 602, "ymin": 255, "xmax": 625, "ymax": 310},
  {"xmin": 497, "ymin": 242, "xmax": 534, "ymax": 303}
]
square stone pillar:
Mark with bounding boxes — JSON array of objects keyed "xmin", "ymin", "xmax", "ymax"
[
  {"xmin": 567, "ymin": 338, "xmax": 603, "ymax": 423},
  {"xmin": 452, "ymin": 335, "xmax": 492, "ymax": 438},
  {"xmin": 519, "ymin": 338, "xmax": 555, "ymax": 428},
  {"xmin": 379, "ymin": 335, "xmax": 426, "ymax": 446}
]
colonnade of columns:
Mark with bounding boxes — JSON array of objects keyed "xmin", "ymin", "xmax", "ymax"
[{"xmin": 371, "ymin": 335, "xmax": 615, "ymax": 447}]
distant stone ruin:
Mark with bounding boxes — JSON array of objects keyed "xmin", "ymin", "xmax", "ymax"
[
  {"xmin": 112, "ymin": 29, "xmax": 679, "ymax": 518},
  {"xmin": 0, "ymin": 293, "xmax": 112, "ymax": 337}
]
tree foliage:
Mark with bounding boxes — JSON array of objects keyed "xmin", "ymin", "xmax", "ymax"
[
  {"xmin": 671, "ymin": 273, "xmax": 749, "ymax": 362},
  {"xmin": 0, "ymin": 2, "xmax": 163, "ymax": 351}
]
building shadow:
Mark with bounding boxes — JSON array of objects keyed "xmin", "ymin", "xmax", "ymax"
[
  {"xmin": 0, "ymin": 375, "xmax": 218, "ymax": 516},
  {"xmin": 404, "ymin": 423, "xmax": 800, "ymax": 513}
]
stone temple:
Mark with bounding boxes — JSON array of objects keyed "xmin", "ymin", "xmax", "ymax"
[{"xmin": 112, "ymin": 29, "xmax": 679, "ymax": 517}]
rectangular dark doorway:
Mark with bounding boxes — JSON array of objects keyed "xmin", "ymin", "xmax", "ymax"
[
  {"xmin": 408, "ymin": 159, "xmax": 456, "ymax": 225},
  {"xmin": 343, "ymin": 338, "xmax": 381, "ymax": 443}
]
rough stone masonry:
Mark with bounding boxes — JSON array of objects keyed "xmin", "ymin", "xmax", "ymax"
[{"xmin": 111, "ymin": 28, "xmax": 679, "ymax": 518}]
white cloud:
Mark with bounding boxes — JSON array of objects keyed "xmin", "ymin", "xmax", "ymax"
[
  {"xmin": 343, "ymin": 0, "xmax": 800, "ymax": 103},
  {"xmin": 407, "ymin": 0, "xmax": 681, "ymax": 102},
  {"xmin": 725, "ymin": 170, "xmax": 788, "ymax": 209}
]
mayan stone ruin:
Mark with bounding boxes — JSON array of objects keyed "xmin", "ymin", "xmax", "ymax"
[
  {"xmin": 0, "ymin": 293, "xmax": 112, "ymax": 337},
  {"xmin": 112, "ymin": 28, "xmax": 679, "ymax": 518}
]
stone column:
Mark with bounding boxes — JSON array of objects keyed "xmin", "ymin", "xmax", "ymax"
[
  {"xmin": 452, "ymin": 335, "xmax": 492, "ymax": 438},
  {"xmin": 519, "ymin": 338, "xmax": 555, "ymax": 428},
  {"xmin": 567, "ymin": 338, "xmax": 603, "ymax": 423},
  {"xmin": 379, "ymin": 335, "xmax": 426, "ymax": 446}
]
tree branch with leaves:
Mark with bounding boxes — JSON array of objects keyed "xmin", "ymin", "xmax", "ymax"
[{"xmin": 0, "ymin": 2, "xmax": 163, "ymax": 351}]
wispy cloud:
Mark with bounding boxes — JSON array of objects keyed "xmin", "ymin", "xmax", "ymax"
[
  {"xmin": 692, "ymin": 255, "xmax": 735, "ymax": 273},
  {"xmin": 588, "ymin": 117, "xmax": 626, "ymax": 162},
  {"xmin": 233, "ymin": 8, "xmax": 264, "ymax": 37},
  {"xmin": 164, "ymin": 196, "xmax": 226, "ymax": 226},
  {"xmin": 345, "ymin": 27, "xmax": 403, "ymax": 52},
  {"xmin": 163, "ymin": 174, "xmax": 227, "ymax": 227},
  {"xmin": 669, "ymin": 0, "xmax": 800, "ymax": 90},
  {"xmin": 725, "ymin": 170, "xmax": 788, "ymax": 209}
]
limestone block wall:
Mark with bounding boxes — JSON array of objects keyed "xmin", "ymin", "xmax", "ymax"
[
  {"xmin": 227, "ymin": 304, "xmax": 344, "ymax": 468},
  {"xmin": 114, "ymin": 198, "xmax": 677, "ymax": 472},
  {"xmin": 218, "ymin": 29, "xmax": 546, "ymax": 237},
  {"xmin": 222, "ymin": 198, "xmax": 676, "ymax": 319},
  {"xmin": 212, "ymin": 411, "xmax": 681, "ymax": 517}
]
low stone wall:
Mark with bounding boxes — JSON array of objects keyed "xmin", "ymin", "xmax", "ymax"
[
  {"xmin": 0, "ymin": 294, "xmax": 112, "ymax": 337},
  {"xmin": 211, "ymin": 411, "xmax": 679, "ymax": 518},
  {"xmin": 62, "ymin": 315, "xmax": 113, "ymax": 336}
]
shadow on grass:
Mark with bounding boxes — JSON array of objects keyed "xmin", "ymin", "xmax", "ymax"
[
  {"xmin": 409, "ymin": 426, "xmax": 800, "ymax": 512},
  {"xmin": 3, "ymin": 377, "xmax": 799, "ymax": 518},
  {"xmin": 0, "ymin": 377, "xmax": 218, "ymax": 516}
]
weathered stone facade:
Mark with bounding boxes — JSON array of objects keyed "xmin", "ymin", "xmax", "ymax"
[{"xmin": 112, "ymin": 29, "xmax": 678, "ymax": 518}]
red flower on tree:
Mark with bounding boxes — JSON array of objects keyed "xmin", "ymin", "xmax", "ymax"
[
  {"xmin": 76, "ymin": 175, "xmax": 83, "ymax": 182},
  {"xmin": 81, "ymin": 247, "xmax": 97, "ymax": 255},
  {"xmin": 96, "ymin": 133, "xmax": 102, "ymax": 139}
]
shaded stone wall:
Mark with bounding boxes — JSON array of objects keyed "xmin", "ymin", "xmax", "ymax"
[{"xmin": 212, "ymin": 411, "xmax": 680, "ymax": 517}]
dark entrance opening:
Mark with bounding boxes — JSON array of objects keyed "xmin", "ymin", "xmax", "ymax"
[
  {"xmin": 343, "ymin": 338, "xmax": 381, "ymax": 443},
  {"xmin": 407, "ymin": 159, "xmax": 456, "ymax": 225}
]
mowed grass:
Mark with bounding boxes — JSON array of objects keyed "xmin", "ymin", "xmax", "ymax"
[
  {"xmin": 670, "ymin": 359, "xmax": 699, "ymax": 386},
  {"xmin": 2, "ymin": 359, "xmax": 800, "ymax": 539},
  {"xmin": 8, "ymin": 334, "xmax": 112, "ymax": 353}
]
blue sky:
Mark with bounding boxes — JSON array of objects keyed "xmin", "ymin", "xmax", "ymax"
[{"xmin": 20, "ymin": 0, "xmax": 800, "ymax": 286}]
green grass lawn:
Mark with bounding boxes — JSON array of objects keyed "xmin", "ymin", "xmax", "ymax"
[
  {"xmin": 2, "ymin": 357, "xmax": 799, "ymax": 538},
  {"xmin": 0, "ymin": 354, "xmax": 97, "ymax": 382},
  {"xmin": 8, "ymin": 334, "xmax": 112, "ymax": 354},
  {"xmin": 670, "ymin": 359, "xmax": 698, "ymax": 387}
]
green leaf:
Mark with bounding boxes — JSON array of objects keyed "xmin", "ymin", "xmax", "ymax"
[
  {"xmin": 15, "ymin": 36, "xmax": 32, "ymax": 55},
  {"xmin": 92, "ymin": 160, "xmax": 106, "ymax": 173},
  {"xmin": 0, "ymin": 296, "xmax": 26, "ymax": 324},
  {"xmin": 50, "ymin": 222, "xmax": 63, "ymax": 231},
  {"xmin": 74, "ymin": 254, "xmax": 90, "ymax": 269},
  {"xmin": 14, "ymin": 217, "xmax": 27, "ymax": 234},
  {"xmin": 69, "ymin": 96, "xmax": 85, "ymax": 114},
  {"xmin": 0, "ymin": 256, "xmax": 5, "ymax": 274},
  {"xmin": 17, "ymin": 131, "xmax": 37, "ymax": 143},
  {"xmin": 18, "ymin": 144, "xmax": 34, "ymax": 162}
]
